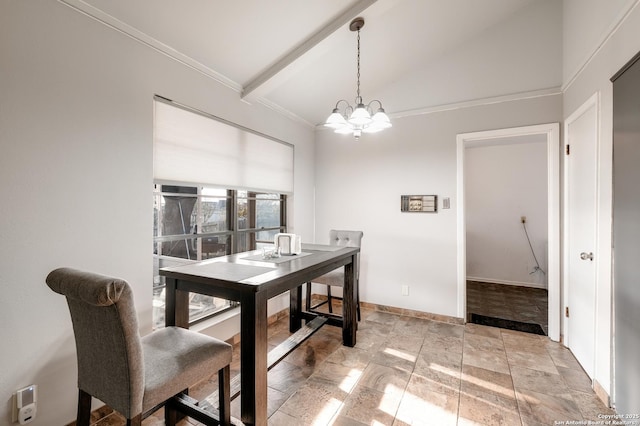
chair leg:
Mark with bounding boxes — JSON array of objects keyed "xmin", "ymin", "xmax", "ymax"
[
  {"xmin": 166, "ymin": 389, "xmax": 188, "ymax": 426},
  {"xmin": 305, "ymin": 282, "xmax": 312, "ymax": 311},
  {"xmin": 219, "ymin": 365, "xmax": 231, "ymax": 426},
  {"xmin": 126, "ymin": 414, "xmax": 142, "ymax": 426},
  {"xmin": 76, "ymin": 389, "xmax": 92, "ymax": 426},
  {"xmin": 165, "ymin": 400, "xmax": 178, "ymax": 426},
  {"xmin": 356, "ymin": 278, "xmax": 361, "ymax": 321},
  {"xmin": 327, "ymin": 285, "xmax": 333, "ymax": 313}
]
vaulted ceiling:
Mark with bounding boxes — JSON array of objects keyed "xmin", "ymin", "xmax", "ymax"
[{"xmin": 66, "ymin": 0, "xmax": 560, "ymax": 127}]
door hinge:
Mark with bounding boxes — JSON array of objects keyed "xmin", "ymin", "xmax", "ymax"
[
  {"xmin": 565, "ymin": 306, "xmax": 570, "ymax": 317},
  {"xmin": 566, "ymin": 144, "xmax": 570, "ymax": 155}
]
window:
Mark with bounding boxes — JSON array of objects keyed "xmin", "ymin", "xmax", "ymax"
[
  {"xmin": 152, "ymin": 97, "xmax": 293, "ymax": 328},
  {"xmin": 153, "ymin": 184, "xmax": 286, "ymax": 328}
]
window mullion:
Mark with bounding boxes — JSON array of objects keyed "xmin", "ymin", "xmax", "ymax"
[
  {"xmin": 196, "ymin": 187, "xmax": 203, "ymax": 261},
  {"xmin": 230, "ymin": 190, "xmax": 238, "ymax": 253},
  {"xmin": 281, "ymin": 194, "xmax": 287, "ymax": 232},
  {"xmin": 248, "ymin": 191, "xmax": 257, "ymax": 250}
]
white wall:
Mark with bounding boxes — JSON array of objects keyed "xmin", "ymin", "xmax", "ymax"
[
  {"xmin": 466, "ymin": 138, "xmax": 548, "ymax": 288},
  {"xmin": 563, "ymin": 0, "xmax": 640, "ymax": 403},
  {"xmin": 314, "ymin": 94, "xmax": 562, "ymax": 318},
  {"xmin": 0, "ymin": 2, "xmax": 314, "ymax": 425}
]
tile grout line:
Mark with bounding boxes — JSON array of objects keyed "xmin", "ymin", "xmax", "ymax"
[
  {"xmin": 500, "ymin": 329, "xmax": 526, "ymax": 426},
  {"xmin": 456, "ymin": 328, "xmax": 467, "ymax": 426}
]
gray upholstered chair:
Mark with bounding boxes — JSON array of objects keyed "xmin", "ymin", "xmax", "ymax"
[
  {"xmin": 46, "ymin": 268, "xmax": 232, "ymax": 426},
  {"xmin": 306, "ymin": 230, "xmax": 364, "ymax": 321}
]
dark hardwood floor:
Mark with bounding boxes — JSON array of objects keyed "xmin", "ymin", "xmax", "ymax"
[{"xmin": 466, "ymin": 280, "xmax": 549, "ymax": 335}]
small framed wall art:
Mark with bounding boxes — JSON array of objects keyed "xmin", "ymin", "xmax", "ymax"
[{"xmin": 401, "ymin": 195, "xmax": 437, "ymax": 213}]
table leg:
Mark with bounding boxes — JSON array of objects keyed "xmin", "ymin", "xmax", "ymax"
[
  {"xmin": 240, "ymin": 291, "xmax": 268, "ymax": 426},
  {"xmin": 164, "ymin": 277, "xmax": 189, "ymax": 328},
  {"xmin": 343, "ymin": 256, "xmax": 357, "ymax": 347},
  {"xmin": 289, "ymin": 285, "xmax": 302, "ymax": 332}
]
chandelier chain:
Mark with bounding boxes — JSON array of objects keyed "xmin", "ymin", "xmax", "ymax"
[{"xmin": 356, "ymin": 28, "xmax": 361, "ymax": 104}]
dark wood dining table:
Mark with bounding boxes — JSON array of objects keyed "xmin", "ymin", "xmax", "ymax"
[{"xmin": 160, "ymin": 243, "xmax": 359, "ymax": 426}]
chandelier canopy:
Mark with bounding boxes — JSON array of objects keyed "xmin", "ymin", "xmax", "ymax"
[{"xmin": 324, "ymin": 17, "xmax": 391, "ymax": 140}]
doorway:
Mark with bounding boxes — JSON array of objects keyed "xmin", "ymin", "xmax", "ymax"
[{"xmin": 456, "ymin": 124, "xmax": 561, "ymax": 342}]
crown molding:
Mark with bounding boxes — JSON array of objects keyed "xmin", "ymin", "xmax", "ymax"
[
  {"xmin": 314, "ymin": 87, "xmax": 562, "ymax": 129},
  {"xmin": 56, "ymin": 0, "xmax": 563, "ymax": 131},
  {"xmin": 254, "ymin": 98, "xmax": 315, "ymax": 129},
  {"xmin": 390, "ymin": 87, "xmax": 562, "ymax": 119},
  {"xmin": 58, "ymin": 0, "xmax": 242, "ymax": 92},
  {"xmin": 562, "ymin": 0, "xmax": 640, "ymax": 92},
  {"xmin": 58, "ymin": 0, "xmax": 316, "ymax": 129}
]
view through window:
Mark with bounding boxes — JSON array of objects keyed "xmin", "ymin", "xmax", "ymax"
[{"xmin": 153, "ymin": 184, "xmax": 286, "ymax": 328}]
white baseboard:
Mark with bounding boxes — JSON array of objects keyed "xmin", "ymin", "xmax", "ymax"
[
  {"xmin": 593, "ymin": 379, "xmax": 611, "ymax": 408},
  {"xmin": 467, "ymin": 276, "xmax": 548, "ymax": 290}
]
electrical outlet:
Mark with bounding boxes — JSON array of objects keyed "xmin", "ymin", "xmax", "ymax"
[{"xmin": 401, "ymin": 285, "xmax": 409, "ymax": 296}]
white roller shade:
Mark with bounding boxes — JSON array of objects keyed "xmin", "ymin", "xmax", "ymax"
[{"xmin": 154, "ymin": 99, "xmax": 294, "ymax": 193}]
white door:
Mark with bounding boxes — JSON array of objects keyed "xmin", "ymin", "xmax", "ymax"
[{"xmin": 564, "ymin": 93, "xmax": 598, "ymax": 378}]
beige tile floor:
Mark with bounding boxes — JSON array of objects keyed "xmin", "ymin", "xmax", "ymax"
[{"xmin": 91, "ymin": 306, "xmax": 613, "ymax": 426}]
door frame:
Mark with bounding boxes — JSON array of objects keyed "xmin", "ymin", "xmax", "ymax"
[{"xmin": 456, "ymin": 123, "xmax": 561, "ymax": 341}]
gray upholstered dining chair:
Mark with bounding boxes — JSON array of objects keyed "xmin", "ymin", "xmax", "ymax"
[
  {"xmin": 306, "ymin": 230, "xmax": 364, "ymax": 321},
  {"xmin": 46, "ymin": 267, "xmax": 232, "ymax": 426}
]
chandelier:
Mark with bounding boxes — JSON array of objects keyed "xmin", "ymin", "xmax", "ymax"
[{"xmin": 324, "ymin": 17, "xmax": 392, "ymax": 140}]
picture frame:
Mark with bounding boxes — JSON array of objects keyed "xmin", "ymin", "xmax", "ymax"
[{"xmin": 401, "ymin": 195, "xmax": 437, "ymax": 213}]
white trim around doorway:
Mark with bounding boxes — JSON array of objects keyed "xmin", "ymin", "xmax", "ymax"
[{"xmin": 456, "ymin": 123, "xmax": 561, "ymax": 342}]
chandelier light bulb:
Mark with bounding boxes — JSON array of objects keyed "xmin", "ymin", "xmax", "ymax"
[
  {"xmin": 325, "ymin": 109, "xmax": 348, "ymax": 129},
  {"xmin": 371, "ymin": 108, "xmax": 392, "ymax": 129},
  {"xmin": 348, "ymin": 104, "xmax": 372, "ymax": 126}
]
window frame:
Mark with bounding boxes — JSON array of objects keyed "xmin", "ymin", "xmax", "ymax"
[{"xmin": 153, "ymin": 183, "xmax": 287, "ymax": 327}]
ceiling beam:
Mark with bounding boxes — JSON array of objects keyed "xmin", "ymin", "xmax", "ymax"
[{"xmin": 241, "ymin": 0, "xmax": 377, "ymax": 99}]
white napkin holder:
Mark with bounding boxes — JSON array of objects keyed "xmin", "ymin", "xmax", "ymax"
[{"xmin": 274, "ymin": 233, "xmax": 302, "ymax": 255}]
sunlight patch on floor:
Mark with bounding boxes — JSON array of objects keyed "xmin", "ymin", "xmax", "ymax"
[
  {"xmin": 310, "ymin": 397, "xmax": 343, "ymax": 425},
  {"xmin": 383, "ymin": 347, "xmax": 417, "ymax": 362},
  {"xmin": 394, "ymin": 384, "xmax": 458, "ymax": 426},
  {"xmin": 459, "ymin": 370, "xmax": 517, "ymax": 399},
  {"xmin": 338, "ymin": 368, "xmax": 363, "ymax": 393}
]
